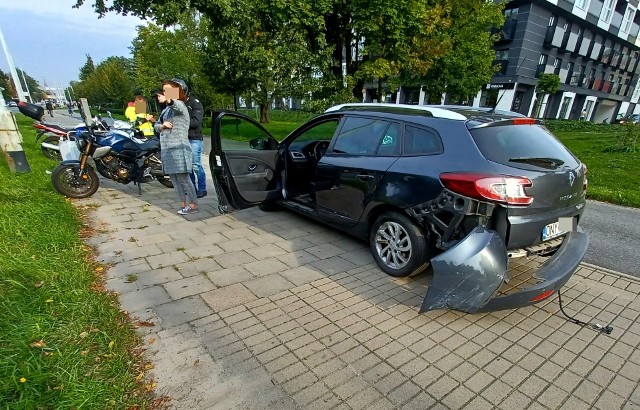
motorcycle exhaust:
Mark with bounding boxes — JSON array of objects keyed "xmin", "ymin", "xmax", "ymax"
[{"xmin": 41, "ymin": 142, "xmax": 60, "ymax": 151}]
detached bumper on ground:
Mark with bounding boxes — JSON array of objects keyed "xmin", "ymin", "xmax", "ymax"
[{"xmin": 420, "ymin": 227, "xmax": 589, "ymax": 313}]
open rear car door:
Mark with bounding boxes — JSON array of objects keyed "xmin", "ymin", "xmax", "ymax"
[{"xmin": 209, "ymin": 111, "xmax": 282, "ymax": 213}]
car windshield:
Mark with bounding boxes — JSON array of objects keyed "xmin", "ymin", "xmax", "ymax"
[{"xmin": 470, "ymin": 124, "xmax": 579, "ymax": 170}]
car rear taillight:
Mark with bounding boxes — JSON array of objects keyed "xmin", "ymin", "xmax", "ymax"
[
  {"xmin": 582, "ymin": 164, "xmax": 588, "ymax": 193},
  {"xmin": 440, "ymin": 173, "xmax": 533, "ymax": 205}
]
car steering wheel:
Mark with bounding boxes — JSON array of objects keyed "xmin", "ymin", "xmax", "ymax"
[{"xmin": 314, "ymin": 141, "xmax": 329, "ymax": 161}]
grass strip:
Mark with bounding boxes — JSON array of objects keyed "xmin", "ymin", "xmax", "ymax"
[{"xmin": 0, "ymin": 114, "xmax": 151, "ymax": 408}]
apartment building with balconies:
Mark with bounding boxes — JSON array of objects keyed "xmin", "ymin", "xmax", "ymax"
[{"xmin": 472, "ymin": 0, "xmax": 640, "ymax": 122}]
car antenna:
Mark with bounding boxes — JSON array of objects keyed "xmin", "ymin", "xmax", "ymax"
[{"xmin": 488, "ymin": 56, "xmax": 527, "ymax": 114}]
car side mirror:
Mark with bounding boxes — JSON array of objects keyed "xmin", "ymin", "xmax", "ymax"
[{"xmin": 249, "ymin": 137, "xmax": 267, "ymax": 150}]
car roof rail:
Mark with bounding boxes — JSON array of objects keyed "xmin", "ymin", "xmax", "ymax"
[{"xmin": 325, "ymin": 103, "xmax": 468, "ymax": 121}]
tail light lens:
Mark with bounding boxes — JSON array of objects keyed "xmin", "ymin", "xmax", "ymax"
[
  {"xmin": 582, "ymin": 164, "xmax": 588, "ymax": 193},
  {"xmin": 440, "ymin": 173, "xmax": 533, "ymax": 205}
]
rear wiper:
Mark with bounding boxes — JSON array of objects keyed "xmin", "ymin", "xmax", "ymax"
[{"xmin": 508, "ymin": 157, "xmax": 564, "ymax": 168}]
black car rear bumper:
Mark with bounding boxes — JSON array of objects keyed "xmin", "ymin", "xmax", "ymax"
[
  {"xmin": 478, "ymin": 229, "xmax": 588, "ymax": 312},
  {"xmin": 420, "ymin": 227, "xmax": 588, "ymax": 313}
]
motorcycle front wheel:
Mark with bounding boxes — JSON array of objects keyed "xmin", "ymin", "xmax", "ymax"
[
  {"xmin": 51, "ymin": 164, "xmax": 100, "ymax": 199},
  {"xmin": 41, "ymin": 135, "xmax": 62, "ymax": 160}
]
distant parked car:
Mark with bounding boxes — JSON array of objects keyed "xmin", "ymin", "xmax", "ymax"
[
  {"xmin": 614, "ymin": 114, "xmax": 639, "ymax": 124},
  {"xmin": 8, "ymin": 101, "xmax": 18, "ymax": 107},
  {"xmin": 210, "ymin": 103, "xmax": 589, "ymax": 314}
]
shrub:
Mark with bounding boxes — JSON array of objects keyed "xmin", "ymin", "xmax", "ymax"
[
  {"xmin": 544, "ymin": 119, "xmax": 614, "ymax": 133},
  {"xmin": 605, "ymin": 122, "xmax": 638, "ymax": 153},
  {"xmin": 301, "ymin": 88, "xmax": 359, "ymax": 114}
]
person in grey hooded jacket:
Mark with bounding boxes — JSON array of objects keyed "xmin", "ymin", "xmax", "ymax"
[{"xmin": 154, "ymin": 79, "xmax": 198, "ymax": 215}]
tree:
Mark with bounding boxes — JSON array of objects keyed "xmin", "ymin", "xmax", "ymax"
[
  {"xmin": 79, "ymin": 54, "xmax": 95, "ymax": 81},
  {"xmin": 16, "ymin": 69, "xmax": 47, "ymax": 102},
  {"xmin": 0, "ymin": 69, "xmax": 17, "ymax": 99},
  {"xmin": 75, "ymin": 56, "xmax": 135, "ymax": 108},
  {"xmin": 131, "ymin": 13, "xmax": 227, "ymax": 112},
  {"xmin": 533, "ymin": 73, "xmax": 561, "ymax": 118},
  {"xmin": 75, "ymin": 0, "xmax": 503, "ymax": 103},
  {"xmin": 406, "ymin": 0, "xmax": 504, "ymax": 104}
]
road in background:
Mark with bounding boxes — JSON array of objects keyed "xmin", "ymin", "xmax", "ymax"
[{"xmin": 581, "ymin": 200, "xmax": 640, "ymax": 277}]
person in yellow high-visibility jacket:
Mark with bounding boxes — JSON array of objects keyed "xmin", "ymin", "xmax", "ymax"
[{"xmin": 127, "ymin": 95, "xmax": 155, "ymax": 137}]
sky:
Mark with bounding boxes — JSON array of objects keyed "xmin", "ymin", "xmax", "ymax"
[{"xmin": 0, "ymin": 0, "xmax": 145, "ymax": 89}]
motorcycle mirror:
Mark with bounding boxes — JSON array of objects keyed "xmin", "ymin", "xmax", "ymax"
[{"xmin": 107, "ymin": 111, "xmax": 112, "ymax": 118}]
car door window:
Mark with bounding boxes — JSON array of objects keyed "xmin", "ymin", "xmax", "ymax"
[
  {"xmin": 332, "ymin": 117, "xmax": 391, "ymax": 155},
  {"xmin": 294, "ymin": 120, "xmax": 340, "ymax": 142},
  {"xmin": 403, "ymin": 125, "xmax": 443, "ymax": 155},
  {"xmin": 375, "ymin": 123, "xmax": 401, "ymax": 156},
  {"xmin": 219, "ymin": 115, "xmax": 277, "ymax": 150}
]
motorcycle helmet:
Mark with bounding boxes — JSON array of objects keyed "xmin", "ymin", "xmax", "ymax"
[{"xmin": 170, "ymin": 78, "xmax": 189, "ymax": 97}]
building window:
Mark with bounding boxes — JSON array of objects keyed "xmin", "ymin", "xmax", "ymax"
[
  {"xmin": 600, "ymin": 0, "xmax": 614, "ymax": 24},
  {"xmin": 565, "ymin": 62, "xmax": 574, "ymax": 85},
  {"xmin": 621, "ymin": 6, "xmax": 636, "ymax": 34},
  {"xmin": 553, "ymin": 58, "xmax": 562, "ymax": 75},
  {"xmin": 536, "ymin": 54, "xmax": 548, "ymax": 77},
  {"xmin": 574, "ymin": 0, "xmax": 589, "ymax": 11},
  {"xmin": 632, "ymin": 83, "xmax": 640, "ymax": 100}
]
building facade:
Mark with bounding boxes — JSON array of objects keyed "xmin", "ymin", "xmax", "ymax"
[
  {"xmin": 388, "ymin": 0, "xmax": 640, "ymax": 122},
  {"xmin": 477, "ymin": 0, "xmax": 640, "ymax": 122}
]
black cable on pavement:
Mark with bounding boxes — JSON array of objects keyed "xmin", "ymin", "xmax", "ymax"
[{"xmin": 557, "ymin": 290, "xmax": 613, "ymax": 335}]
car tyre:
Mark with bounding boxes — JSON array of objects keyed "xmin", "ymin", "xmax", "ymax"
[{"xmin": 370, "ymin": 211, "xmax": 429, "ymax": 277}]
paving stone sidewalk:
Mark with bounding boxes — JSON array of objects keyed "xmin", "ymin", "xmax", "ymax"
[{"xmin": 76, "ymin": 158, "xmax": 640, "ymax": 410}]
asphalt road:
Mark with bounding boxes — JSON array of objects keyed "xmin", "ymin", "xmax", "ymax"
[{"xmin": 581, "ymin": 200, "xmax": 640, "ymax": 277}]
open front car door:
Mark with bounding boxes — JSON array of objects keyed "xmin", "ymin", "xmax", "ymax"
[{"xmin": 209, "ymin": 112, "xmax": 281, "ymax": 213}]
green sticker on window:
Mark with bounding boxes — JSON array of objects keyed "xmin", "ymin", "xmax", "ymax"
[{"xmin": 382, "ymin": 135, "xmax": 394, "ymax": 145}]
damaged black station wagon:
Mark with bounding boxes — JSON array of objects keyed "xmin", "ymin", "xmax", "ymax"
[{"xmin": 210, "ymin": 104, "xmax": 589, "ymax": 314}]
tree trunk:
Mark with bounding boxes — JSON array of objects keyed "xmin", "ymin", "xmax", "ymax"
[
  {"xmin": 353, "ymin": 78, "xmax": 365, "ymax": 101},
  {"xmin": 233, "ymin": 92, "xmax": 238, "ymax": 112},
  {"xmin": 259, "ymin": 103, "xmax": 269, "ymax": 123},
  {"xmin": 324, "ymin": 11, "xmax": 343, "ymax": 81}
]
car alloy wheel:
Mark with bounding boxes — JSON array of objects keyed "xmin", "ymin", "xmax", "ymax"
[
  {"xmin": 369, "ymin": 211, "xmax": 429, "ymax": 277},
  {"xmin": 375, "ymin": 221, "xmax": 412, "ymax": 269}
]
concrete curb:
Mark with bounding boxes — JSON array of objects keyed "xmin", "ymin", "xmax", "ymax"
[{"xmin": 582, "ymin": 261, "xmax": 640, "ymax": 283}]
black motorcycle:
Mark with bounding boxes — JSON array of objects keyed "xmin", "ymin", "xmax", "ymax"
[{"xmin": 51, "ymin": 127, "xmax": 172, "ymax": 199}]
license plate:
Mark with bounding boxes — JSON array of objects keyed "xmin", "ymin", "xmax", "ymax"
[{"xmin": 542, "ymin": 221, "xmax": 562, "ymax": 241}]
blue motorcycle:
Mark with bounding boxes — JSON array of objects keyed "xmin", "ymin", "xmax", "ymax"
[{"xmin": 51, "ymin": 119, "xmax": 172, "ymax": 199}]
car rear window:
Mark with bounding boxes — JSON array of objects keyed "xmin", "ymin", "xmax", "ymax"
[{"xmin": 470, "ymin": 124, "xmax": 579, "ymax": 170}]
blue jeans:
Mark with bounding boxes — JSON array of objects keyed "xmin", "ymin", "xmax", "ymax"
[{"xmin": 189, "ymin": 139, "xmax": 206, "ymax": 193}]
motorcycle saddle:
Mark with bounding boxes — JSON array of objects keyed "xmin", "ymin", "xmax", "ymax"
[{"xmin": 39, "ymin": 123, "xmax": 70, "ymax": 133}]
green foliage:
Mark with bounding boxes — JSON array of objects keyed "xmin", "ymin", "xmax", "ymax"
[
  {"xmin": 1, "ymin": 68, "xmax": 46, "ymax": 102},
  {"xmin": 537, "ymin": 73, "xmax": 561, "ymax": 95},
  {"xmin": 605, "ymin": 123, "xmax": 638, "ymax": 153},
  {"xmin": 74, "ymin": 57, "xmax": 135, "ymax": 108},
  {"xmin": 0, "ymin": 115, "xmax": 149, "ymax": 408},
  {"xmin": 410, "ymin": 0, "xmax": 504, "ymax": 103},
  {"xmin": 1, "ymin": 69, "xmax": 17, "ymax": 100},
  {"xmin": 76, "ymin": 0, "xmax": 502, "ymax": 103},
  {"xmin": 301, "ymin": 86, "xmax": 358, "ymax": 113},
  {"xmin": 79, "ymin": 54, "xmax": 95, "ymax": 82},
  {"xmin": 16, "ymin": 69, "xmax": 47, "ymax": 102},
  {"xmin": 544, "ymin": 119, "xmax": 614, "ymax": 133}
]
